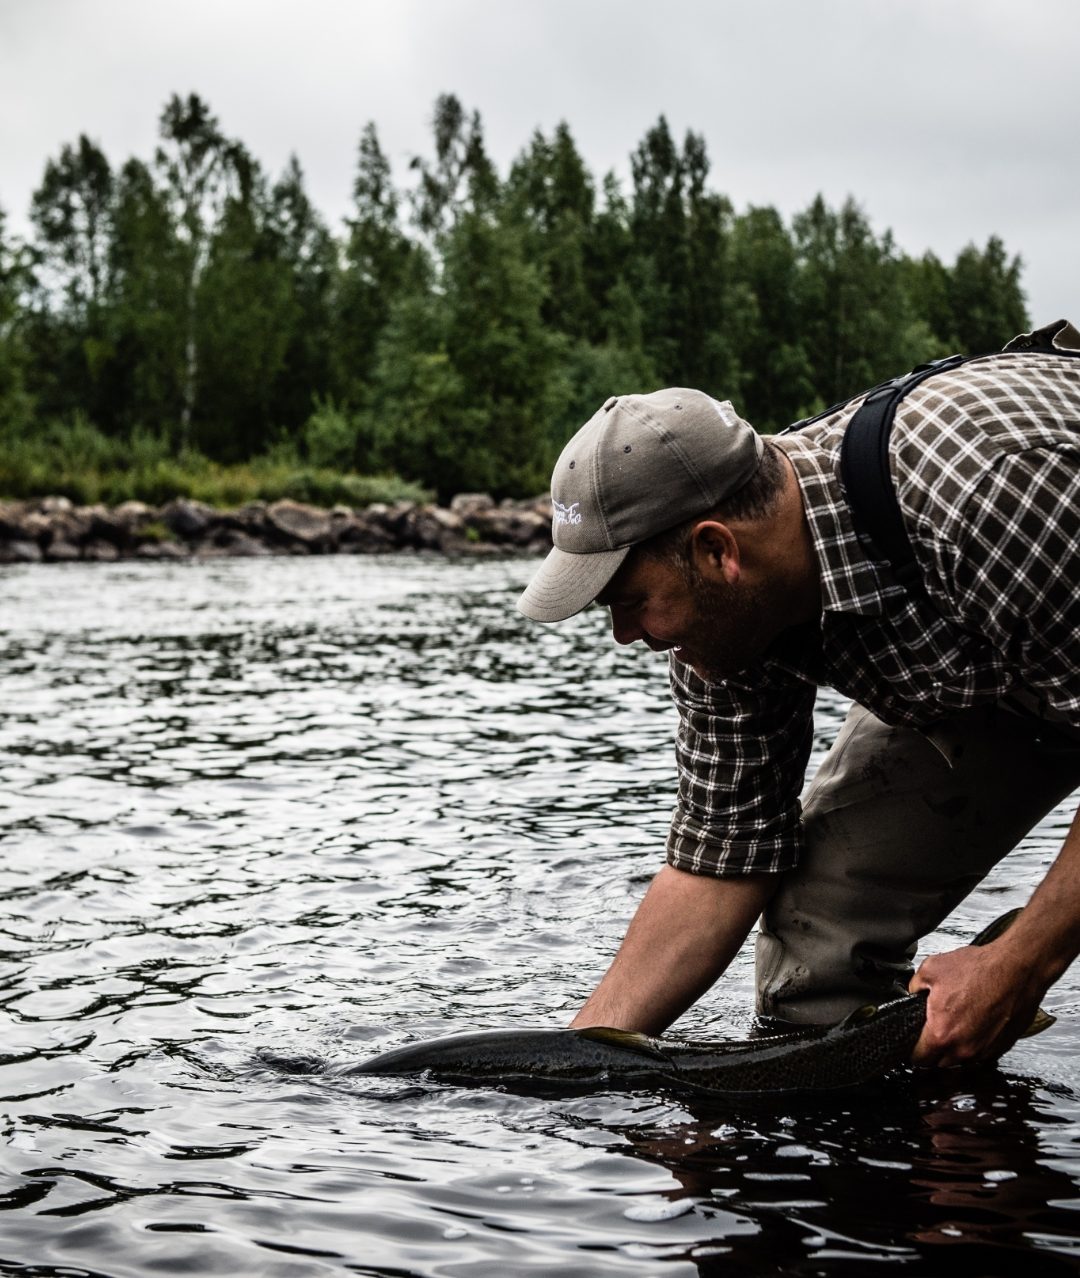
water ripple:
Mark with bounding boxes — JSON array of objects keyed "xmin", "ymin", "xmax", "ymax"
[{"xmin": 0, "ymin": 556, "xmax": 1077, "ymax": 1276}]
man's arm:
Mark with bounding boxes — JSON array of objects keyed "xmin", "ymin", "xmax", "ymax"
[
  {"xmin": 570, "ymin": 865, "xmax": 778, "ymax": 1035},
  {"xmin": 910, "ymin": 797, "xmax": 1080, "ymax": 1067}
]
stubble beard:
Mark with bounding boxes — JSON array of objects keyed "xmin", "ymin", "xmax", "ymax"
[{"xmin": 676, "ymin": 567, "xmax": 779, "ymax": 684}]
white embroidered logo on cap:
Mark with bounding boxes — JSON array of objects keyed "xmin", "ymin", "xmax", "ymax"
[{"xmin": 553, "ymin": 500, "xmax": 582, "ymax": 527}]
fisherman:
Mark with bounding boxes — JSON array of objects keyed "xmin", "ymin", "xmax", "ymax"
[{"xmin": 517, "ymin": 319, "xmax": 1080, "ymax": 1071}]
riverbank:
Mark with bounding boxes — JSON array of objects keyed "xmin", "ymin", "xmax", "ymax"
[{"xmin": 0, "ymin": 493, "xmax": 553, "ymax": 563}]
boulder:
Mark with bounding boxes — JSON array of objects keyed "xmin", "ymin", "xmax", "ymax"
[
  {"xmin": 365, "ymin": 501, "xmax": 417, "ymax": 541},
  {"xmin": 38, "ymin": 496, "xmax": 74, "ymax": 515},
  {"xmin": 87, "ymin": 504, "xmax": 141, "ymax": 548},
  {"xmin": 335, "ymin": 512, "xmax": 398, "ymax": 553},
  {"xmin": 467, "ymin": 504, "xmax": 551, "ymax": 547},
  {"xmin": 82, "ymin": 540, "xmax": 120, "ymax": 562},
  {"xmin": 115, "ymin": 500, "xmax": 153, "ymax": 523},
  {"xmin": 0, "ymin": 539, "xmax": 43, "ymax": 563},
  {"xmin": 196, "ymin": 528, "xmax": 275, "ymax": 558},
  {"xmin": 225, "ymin": 501, "xmax": 269, "ymax": 534},
  {"xmin": 17, "ymin": 510, "xmax": 52, "ymax": 543},
  {"xmin": 0, "ymin": 502, "xmax": 30, "ymax": 541},
  {"xmin": 0, "ymin": 502, "xmax": 42, "ymax": 544},
  {"xmin": 160, "ymin": 497, "xmax": 216, "ymax": 539},
  {"xmin": 449, "ymin": 492, "xmax": 495, "ymax": 516},
  {"xmin": 135, "ymin": 541, "xmax": 189, "ymax": 561},
  {"xmin": 45, "ymin": 507, "xmax": 93, "ymax": 548},
  {"xmin": 44, "ymin": 540, "xmax": 81, "ymax": 563},
  {"xmin": 265, "ymin": 499, "xmax": 334, "ymax": 549},
  {"xmin": 0, "ymin": 489, "xmax": 558, "ymax": 563}
]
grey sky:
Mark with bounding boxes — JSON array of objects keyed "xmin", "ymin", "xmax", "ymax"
[{"xmin": 2, "ymin": 0, "xmax": 1077, "ymax": 328}]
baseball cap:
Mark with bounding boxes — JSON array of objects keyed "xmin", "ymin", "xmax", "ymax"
[{"xmin": 517, "ymin": 387, "xmax": 763, "ymax": 623}]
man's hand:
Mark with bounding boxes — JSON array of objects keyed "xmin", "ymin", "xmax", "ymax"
[
  {"xmin": 908, "ymin": 940, "xmax": 1047, "ymax": 1067},
  {"xmin": 911, "ymin": 801, "xmax": 1080, "ymax": 1068}
]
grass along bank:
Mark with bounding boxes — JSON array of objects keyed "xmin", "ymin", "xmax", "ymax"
[{"xmin": 0, "ymin": 416, "xmax": 430, "ymax": 509}]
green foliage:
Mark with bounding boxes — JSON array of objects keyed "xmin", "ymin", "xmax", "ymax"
[
  {"xmin": 0, "ymin": 209, "xmax": 33, "ymax": 434},
  {"xmin": 335, "ymin": 123, "xmax": 416, "ymax": 400},
  {"xmin": 0, "ymin": 413, "xmax": 427, "ymax": 508},
  {"xmin": 9, "ymin": 94, "xmax": 1032, "ymax": 505},
  {"xmin": 947, "ymin": 236, "xmax": 1028, "ymax": 353},
  {"xmin": 138, "ymin": 519, "xmax": 175, "ymax": 543},
  {"xmin": 302, "ymin": 397, "xmax": 361, "ymax": 469}
]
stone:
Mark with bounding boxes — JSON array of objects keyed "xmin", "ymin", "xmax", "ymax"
[
  {"xmin": 46, "ymin": 508, "xmax": 93, "ymax": 547},
  {"xmin": 38, "ymin": 495, "xmax": 74, "ymax": 515},
  {"xmin": 0, "ymin": 540, "xmax": 43, "ymax": 563},
  {"xmin": 197, "ymin": 529, "xmax": 273, "ymax": 558},
  {"xmin": 0, "ymin": 490, "xmax": 558, "ymax": 563},
  {"xmin": 404, "ymin": 504, "xmax": 457, "ymax": 550},
  {"xmin": 0, "ymin": 502, "xmax": 30, "ymax": 541},
  {"xmin": 160, "ymin": 497, "xmax": 216, "ymax": 539},
  {"xmin": 449, "ymin": 492, "xmax": 495, "ymax": 516},
  {"xmin": 265, "ymin": 499, "xmax": 334, "ymax": 548},
  {"xmin": 88, "ymin": 505, "xmax": 140, "ymax": 547},
  {"xmin": 82, "ymin": 540, "xmax": 120, "ymax": 562},
  {"xmin": 135, "ymin": 541, "xmax": 190, "ymax": 560},
  {"xmin": 44, "ymin": 540, "xmax": 81, "ymax": 562},
  {"xmin": 365, "ymin": 501, "xmax": 416, "ymax": 539},
  {"xmin": 18, "ymin": 511, "xmax": 52, "ymax": 542},
  {"xmin": 336, "ymin": 516, "xmax": 397, "ymax": 553},
  {"xmin": 114, "ymin": 500, "xmax": 153, "ymax": 522}
]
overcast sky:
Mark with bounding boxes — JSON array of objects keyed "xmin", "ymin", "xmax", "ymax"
[{"xmin": 2, "ymin": 0, "xmax": 1077, "ymax": 329}]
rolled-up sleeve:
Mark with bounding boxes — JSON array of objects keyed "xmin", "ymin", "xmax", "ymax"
[{"xmin": 666, "ymin": 657, "xmax": 816, "ymax": 877}]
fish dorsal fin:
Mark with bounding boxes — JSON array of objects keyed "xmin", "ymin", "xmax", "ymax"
[
  {"xmin": 836, "ymin": 1004, "xmax": 879, "ymax": 1030},
  {"xmin": 970, "ymin": 908, "xmax": 1023, "ymax": 947},
  {"xmin": 576, "ymin": 1027, "xmax": 669, "ymax": 1060}
]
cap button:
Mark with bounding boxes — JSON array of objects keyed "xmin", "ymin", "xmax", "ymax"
[{"xmin": 603, "ymin": 396, "xmax": 618, "ymax": 411}]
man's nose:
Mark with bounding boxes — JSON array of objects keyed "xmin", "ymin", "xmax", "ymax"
[{"xmin": 609, "ymin": 605, "xmax": 643, "ymax": 646}]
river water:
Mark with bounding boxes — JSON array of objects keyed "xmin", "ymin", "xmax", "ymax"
[{"xmin": 1, "ymin": 555, "xmax": 1079, "ymax": 1277}]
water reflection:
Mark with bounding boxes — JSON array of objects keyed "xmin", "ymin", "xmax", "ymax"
[
  {"xmin": 0, "ymin": 556, "xmax": 1078, "ymax": 1276},
  {"xmin": 596, "ymin": 1068, "xmax": 1080, "ymax": 1275}
]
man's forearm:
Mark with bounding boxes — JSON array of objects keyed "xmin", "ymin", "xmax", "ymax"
[
  {"xmin": 997, "ymin": 798, "xmax": 1080, "ymax": 983},
  {"xmin": 911, "ymin": 797, "xmax": 1080, "ymax": 1066},
  {"xmin": 570, "ymin": 864, "xmax": 778, "ymax": 1035}
]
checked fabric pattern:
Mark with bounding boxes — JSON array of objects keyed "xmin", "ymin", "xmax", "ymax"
[{"xmin": 667, "ymin": 342, "xmax": 1080, "ymax": 877}]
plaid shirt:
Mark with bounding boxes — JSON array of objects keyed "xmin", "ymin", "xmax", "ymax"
[{"xmin": 667, "ymin": 325, "xmax": 1080, "ymax": 878}]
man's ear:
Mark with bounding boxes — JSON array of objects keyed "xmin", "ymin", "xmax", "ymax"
[{"xmin": 689, "ymin": 520, "xmax": 740, "ymax": 585}]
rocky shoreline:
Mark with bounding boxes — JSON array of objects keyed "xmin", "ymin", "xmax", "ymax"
[{"xmin": 0, "ymin": 493, "xmax": 554, "ymax": 564}]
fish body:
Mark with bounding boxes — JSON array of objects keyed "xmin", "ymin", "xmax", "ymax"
[
  {"xmin": 344, "ymin": 996, "xmax": 926, "ymax": 1096},
  {"xmin": 344, "ymin": 910, "xmax": 1053, "ymax": 1096}
]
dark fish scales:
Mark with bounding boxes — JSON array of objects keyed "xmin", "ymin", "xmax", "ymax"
[
  {"xmin": 344, "ymin": 994, "xmax": 927, "ymax": 1095},
  {"xmin": 343, "ymin": 910, "xmax": 1054, "ymax": 1096}
]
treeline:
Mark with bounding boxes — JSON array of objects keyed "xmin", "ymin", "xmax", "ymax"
[{"xmin": 0, "ymin": 92, "xmax": 1028, "ymax": 502}]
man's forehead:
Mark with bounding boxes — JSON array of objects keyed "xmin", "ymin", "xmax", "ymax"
[{"xmin": 594, "ymin": 551, "xmax": 651, "ymax": 607}]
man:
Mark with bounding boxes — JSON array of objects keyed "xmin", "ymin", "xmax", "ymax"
[{"xmin": 517, "ymin": 319, "xmax": 1080, "ymax": 1069}]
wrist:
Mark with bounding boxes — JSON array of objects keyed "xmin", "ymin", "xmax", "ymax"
[{"xmin": 993, "ymin": 918, "xmax": 1076, "ymax": 992}]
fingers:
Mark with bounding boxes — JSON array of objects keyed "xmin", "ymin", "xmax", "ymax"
[{"xmin": 907, "ymin": 951, "xmax": 1022, "ymax": 1068}]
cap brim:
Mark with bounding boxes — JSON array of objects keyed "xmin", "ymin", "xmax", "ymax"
[{"xmin": 517, "ymin": 544, "xmax": 631, "ymax": 623}]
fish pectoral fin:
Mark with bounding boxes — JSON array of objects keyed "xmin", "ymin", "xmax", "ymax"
[
  {"xmin": 1019, "ymin": 1008, "xmax": 1057, "ymax": 1039},
  {"xmin": 835, "ymin": 1003, "xmax": 880, "ymax": 1030},
  {"xmin": 575, "ymin": 1027, "xmax": 670, "ymax": 1060}
]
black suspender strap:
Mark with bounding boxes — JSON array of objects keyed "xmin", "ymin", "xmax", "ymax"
[
  {"xmin": 784, "ymin": 325, "xmax": 1080, "ymax": 597},
  {"xmin": 837, "ymin": 354, "xmax": 969, "ymax": 593}
]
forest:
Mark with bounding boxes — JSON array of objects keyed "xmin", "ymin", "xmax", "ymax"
[{"xmin": 0, "ymin": 92, "xmax": 1029, "ymax": 505}]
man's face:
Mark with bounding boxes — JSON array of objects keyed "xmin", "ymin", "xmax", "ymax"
[{"xmin": 597, "ymin": 549, "xmax": 776, "ymax": 682}]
